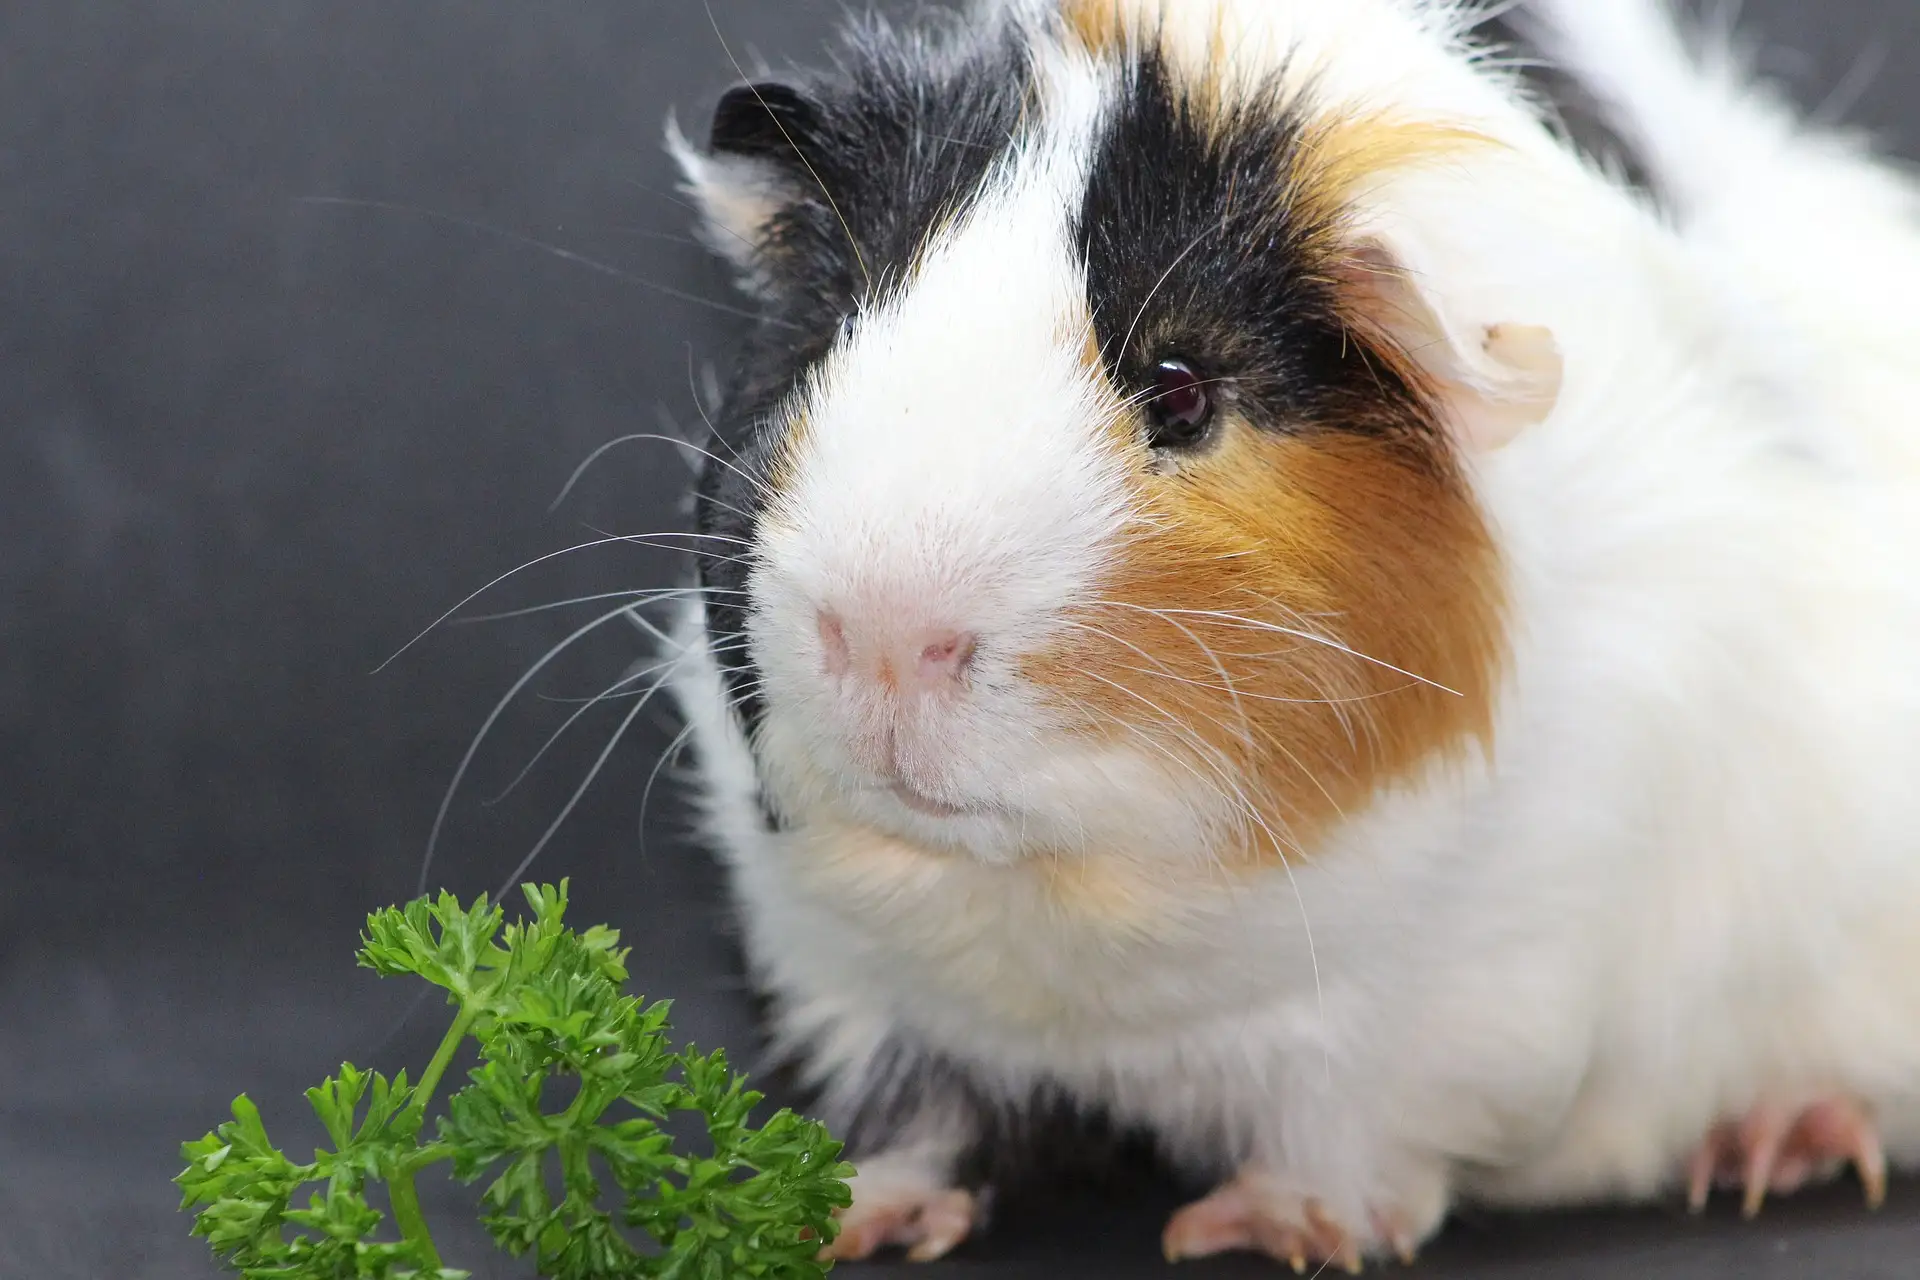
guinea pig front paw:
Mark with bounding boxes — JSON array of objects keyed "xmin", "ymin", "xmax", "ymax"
[
  {"xmin": 818, "ymin": 1181, "xmax": 978, "ymax": 1264},
  {"xmin": 1685, "ymin": 1095, "xmax": 1887, "ymax": 1218},
  {"xmin": 1161, "ymin": 1166, "xmax": 1443, "ymax": 1272}
]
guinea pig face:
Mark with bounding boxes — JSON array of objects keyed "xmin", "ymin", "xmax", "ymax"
[{"xmin": 676, "ymin": 3, "xmax": 1555, "ymax": 866}]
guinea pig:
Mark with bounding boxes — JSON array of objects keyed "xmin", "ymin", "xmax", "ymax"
[{"xmin": 661, "ymin": 0, "xmax": 1920, "ymax": 1267}]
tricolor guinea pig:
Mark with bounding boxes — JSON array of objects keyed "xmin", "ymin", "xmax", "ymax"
[{"xmin": 661, "ymin": 0, "xmax": 1920, "ymax": 1266}]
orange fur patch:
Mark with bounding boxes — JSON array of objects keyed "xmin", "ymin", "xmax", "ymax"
[
  {"xmin": 1287, "ymin": 115, "xmax": 1495, "ymax": 235},
  {"xmin": 1035, "ymin": 424, "xmax": 1502, "ymax": 867},
  {"xmin": 1059, "ymin": 0, "xmax": 1134, "ymax": 58}
]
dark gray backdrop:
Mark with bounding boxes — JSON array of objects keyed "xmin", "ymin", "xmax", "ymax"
[{"xmin": 5, "ymin": 2, "xmax": 1918, "ymax": 1276}]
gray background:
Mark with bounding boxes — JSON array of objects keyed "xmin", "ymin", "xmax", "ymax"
[{"xmin": 3, "ymin": 1, "xmax": 1917, "ymax": 1276}]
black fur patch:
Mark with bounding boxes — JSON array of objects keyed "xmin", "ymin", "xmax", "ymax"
[
  {"xmin": 733, "ymin": 962, "xmax": 1161, "ymax": 1200},
  {"xmin": 816, "ymin": 1030, "xmax": 1163, "ymax": 1200},
  {"xmin": 1077, "ymin": 51, "xmax": 1438, "ymax": 455},
  {"xmin": 695, "ymin": 16, "xmax": 1032, "ymax": 737}
]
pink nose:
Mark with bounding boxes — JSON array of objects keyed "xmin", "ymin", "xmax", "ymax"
[{"xmin": 818, "ymin": 610, "xmax": 978, "ymax": 691}]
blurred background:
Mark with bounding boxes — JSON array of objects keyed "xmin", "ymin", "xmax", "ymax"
[{"xmin": 3, "ymin": 1, "xmax": 1917, "ymax": 1276}]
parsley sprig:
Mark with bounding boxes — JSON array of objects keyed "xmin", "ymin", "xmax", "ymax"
[{"xmin": 177, "ymin": 881, "xmax": 852, "ymax": 1278}]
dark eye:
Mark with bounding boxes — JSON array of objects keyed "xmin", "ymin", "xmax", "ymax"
[
  {"xmin": 840, "ymin": 313, "xmax": 857, "ymax": 340},
  {"xmin": 1145, "ymin": 359, "xmax": 1215, "ymax": 448}
]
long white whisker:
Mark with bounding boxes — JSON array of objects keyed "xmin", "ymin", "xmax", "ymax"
[
  {"xmin": 572, "ymin": 432, "xmax": 771, "ymax": 504},
  {"xmin": 550, "ymin": 433, "xmax": 706, "ymax": 512},
  {"xmin": 489, "ymin": 687, "xmax": 657, "ymax": 903},
  {"xmin": 482, "ymin": 657, "xmax": 681, "ymax": 806},
  {"xmin": 535, "ymin": 640, "xmax": 753, "ymax": 703},
  {"xmin": 1057, "ymin": 618, "xmax": 1257, "ymax": 750},
  {"xmin": 453, "ymin": 587, "xmax": 737, "ymax": 626},
  {"xmin": 414, "ymin": 601, "xmax": 642, "ymax": 895},
  {"xmin": 1101, "ymin": 661, "xmax": 1419, "ymax": 706},
  {"xmin": 587, "ymin": 526, "xmax": 757, "ymax": 550},
  {"xmin": 377, "ymin": 535, "xmax": 667, "ymax": 673},
  {"xmin": 1098, "ymin": 602, "xmax": 1256, "ymax": 747},
  {"xmin": 1140, "ymin": 608, "xmax": 1461, "ymax": 696},
  {"xmin": 291, "ymin": 196, "xmax": 790, "ymax": 327},
  {"xmin": 637, "ymin": 720, "xmax": 700, "ymax": 859}
]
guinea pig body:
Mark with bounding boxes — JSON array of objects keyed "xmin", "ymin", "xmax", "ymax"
[{"xmin": 664, "ymin": 0, "xmax": 1920, "ymax": 1265}]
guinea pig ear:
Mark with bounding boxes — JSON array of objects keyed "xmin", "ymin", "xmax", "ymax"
[
  {"xmin": 665, "ymin": 81, "xmax": 824, "ymax": 288},
  {"xmin": 708, "ymin": 81, "xmax": 822, "ymax": 159},
  {"xmin": 1336, "ymin": 243, "xmax": 1563, "ymax": 452}
]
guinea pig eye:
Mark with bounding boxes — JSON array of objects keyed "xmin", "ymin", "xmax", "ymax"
[
  {"xmin": 840, "ymin": 314, "xmax": 856, "ymax": 340},
  {"xmin": 1144, "ymin": 359, "xmax": 1215, "ymax": 449}
]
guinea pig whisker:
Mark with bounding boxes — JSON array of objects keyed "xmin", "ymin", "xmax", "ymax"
[
  {"xmin": 453, "ymin": 586, "xmax": 730, "ymax": 626},
  {"xmin": 550, "ymin": 429, "xmax": 741, "ymax": 513},
  {"xmin": 1095, "ymin": 601, "xmax": 1258, "ymax": 749},
  {"xmin": 377, "ymin": 534, "xmax": 685, "ymax": 674},
  {"xmin": 414, "ymin": 600, "xmax": 653, "ymax": 897},
  {"xmin": 691, "ymin": 489, "xmax": 761, "ymax": 527},
  {"xmin": 624, "ymin": 610, "xmax": 755, "ymax": 662},
  {"xmin": 574, "ymin": 527, "xmax": 758, "ymax": 574},
  {"xmin": 1105, "ymin": 662, "xmax": 1421, "ymax": 708},
  {"xmin": 564, "ymin": 432, "xmax": 773, "ymax": 506},
  {"xmin": 583, "ymin": 525, "xmax": 757, "ymax": 550},
  {"xmin": 684, "ymin": 342, "xmax": 742, "ymax": 465},
  {"xmin": 722, "ymin": 686, "xmax": 767, "ymax": 722},
  {"xmin": 488, "ymin": 679, "xmax": 657, "ymax": 905},
  {"xmin": 1063, "ymin": 663, "xmax": 1247, "ymax": 777},
  {"xmin": 637, "ymin": 719, "xmax": 702, "ymax": 861},
  {"xmin": 1101, "ymin": 636, "xmax": 1349, "ymax": 827},
  {"xmin": 482, "ymin": 656, "xmax": 683, "ymax": 807},
  {"xmin": 1143, "ymin": 608, "xmax": 1462, "ymax": 697},
  {"xmin": 290, "ymin": 195, "xmax": 793, "ymax": 328},
  {"xmin": 1060, "ymin": 617, "xmax": 1250, "ymax": 725}
]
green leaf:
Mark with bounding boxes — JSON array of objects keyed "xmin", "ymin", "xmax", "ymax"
[
  {"xmin": 358, "ymin": 891, "xmax": 507, "ymax": 1003},
  {"xmin": 182, "ymin": 881, "xmax": 851, "ymax": 1279}
]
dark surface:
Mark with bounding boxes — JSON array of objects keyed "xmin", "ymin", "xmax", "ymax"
[{"xmin": 4, "ymin": 1, "xmax": 1918, "ymax": 1276}]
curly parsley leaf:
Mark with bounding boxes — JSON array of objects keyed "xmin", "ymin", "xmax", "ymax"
[{"xmin": 178, "ymin": 881, "xmax": 853, "ymax": 1279}]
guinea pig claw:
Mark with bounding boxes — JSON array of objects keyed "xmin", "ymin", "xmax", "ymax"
[
  {"xmin": 1370, "ymin": 1210, "xmax": 1420, "ymax": 1266},
  {"xmin": 1858, "ymin": 1135, "xmax": 1891, "ymax": 1211},
  {"xmin": 1685, "ymin": 1096, "xmax": 1886, "ymax": 1219},
  {"xmin": 818, "ymin": 1186, "xmax": 977, "ymax": 1263},
  {"xmin": 1164, "ymin": 1177, "xmax": 1378, "ymax": 1272},
  {"xmin": 1304, "ymin": 1202, "xmax": 1362, "ymax": 1273}
]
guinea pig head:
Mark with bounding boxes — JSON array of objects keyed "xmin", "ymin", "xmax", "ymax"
[{"xmin": 672, "ymin": 4, "xmax": 1564, "ymax": 867}]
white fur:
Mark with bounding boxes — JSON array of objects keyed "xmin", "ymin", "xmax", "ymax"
[{"xmin": 668, "ymin": 0, "xmax": 1920, "ymax": 1257}]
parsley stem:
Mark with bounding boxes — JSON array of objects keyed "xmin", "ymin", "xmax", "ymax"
[
  {"xmin": 389, "ymin": 1000, "xmax": 479, "ymax": 1275},
  {"xmin": 386, "ymin": 1162, "xmax": 443, "ymax": 1272},
  {"xmin": 414, "ymin": 1002, "xmax": 479, "ymax": 1113}
]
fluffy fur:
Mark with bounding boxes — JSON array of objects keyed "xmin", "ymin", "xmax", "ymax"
[{"xmin": 665, "ymin": 0, "xmax": 1920, "ymax": 1263}]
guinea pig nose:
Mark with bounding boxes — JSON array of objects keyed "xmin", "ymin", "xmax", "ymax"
[
  {"xmin": 819, "ymin": 608, "xmax": 978, "ymax": 692},
  {"xmin": 912, "ymin": 629, "xmax": 978, "ymax": 687}
]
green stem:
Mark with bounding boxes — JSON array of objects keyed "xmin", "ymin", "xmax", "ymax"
[
  {"xmin": 388, "ymin": 998, "xmax": 480, "ymax": 1274},
  {"xmin": 387, "ymin": 1158, "xmax": 443, "ymax": 1272},
  {"xmin": 414, "ymin": 1002, "xmax": 479, "ymax": 1114}
]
